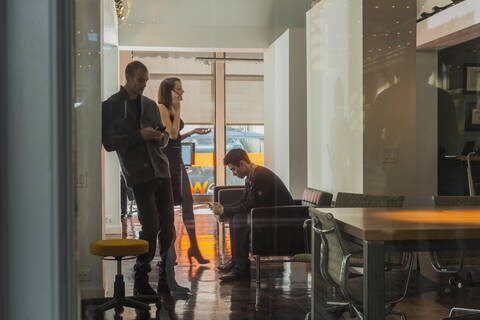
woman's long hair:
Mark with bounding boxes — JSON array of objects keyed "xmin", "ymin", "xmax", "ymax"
[{"xmin": 158, "ymin": 77, "xmax": 181, "ymax": 107}]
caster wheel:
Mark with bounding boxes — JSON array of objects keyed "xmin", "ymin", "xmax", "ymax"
[{"xmin": 91, "ymin": 309, "xmax": 104, "ymax": 320}]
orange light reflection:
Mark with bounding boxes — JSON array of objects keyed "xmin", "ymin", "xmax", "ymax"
[{"xmin": 374, "ymin": 209, "xmax": 480, "ymax": 225}]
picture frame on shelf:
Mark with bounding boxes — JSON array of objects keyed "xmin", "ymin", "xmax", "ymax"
[
  {"xmin": 464, "ymin": 102, "xmax": 480, "ymax": 131},
  {"xmin": 464, "ymin": 63, "xmax": 480, "ymax": 93}
]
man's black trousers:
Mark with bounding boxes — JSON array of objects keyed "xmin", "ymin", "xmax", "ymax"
[
  {"xmin": 132, "ymin": 178, "xmax": 175, "ymax": 280},
  {"xmin": 229, "ymin": 212, "xmax": 250, "ymax": 273}
]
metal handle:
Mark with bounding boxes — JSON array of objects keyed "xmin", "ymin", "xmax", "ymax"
[
  {"xmin": 312, "ymin": 224, "xmax": 335, "ymax": 234},
  {"xmin": 303, "ymin": 218, "xmax": 312, "ymax": 229},
  {"xmin": 467, "ymin": 152, "xmax": 476, "ymax": 196}
]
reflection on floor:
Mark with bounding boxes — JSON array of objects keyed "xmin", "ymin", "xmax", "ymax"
[
  {"xmin": 106, "ymin": 204, "xmax": 311, "ymax": 320},
  {"xmin": 102, "ymin": 204, "xmax": 480, "ymax": 320}
]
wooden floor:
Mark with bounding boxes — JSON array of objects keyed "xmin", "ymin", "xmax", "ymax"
[{"xmin": 96, "ymin": 204, "xmax": 480, "ymax": 320}]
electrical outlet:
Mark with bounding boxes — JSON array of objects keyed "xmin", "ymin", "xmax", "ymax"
[
  {"xmin": 383, "ymin": 148, "xmax": 399, "ymax": 163},
  {"xmin": 77, "ymin": 171, "xmax": 88, "ymax": 188},
  {"xmin": 78, "ymin": 269, "xmax": 91, "ymax": 281}
]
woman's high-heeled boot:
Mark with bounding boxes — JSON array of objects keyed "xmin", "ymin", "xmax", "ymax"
[{"xmin": 186, "ymin": 224, "xmax": 210, "ymax": 264}]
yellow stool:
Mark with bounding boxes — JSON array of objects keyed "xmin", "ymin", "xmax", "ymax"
[{"xmin": 89, "ymin": 239, "xmax": 152, "ymax": 319}]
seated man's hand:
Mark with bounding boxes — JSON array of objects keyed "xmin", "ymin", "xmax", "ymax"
[{"xmin": 210, "ymin": 203, "xmax": 224, "ymax": 218}]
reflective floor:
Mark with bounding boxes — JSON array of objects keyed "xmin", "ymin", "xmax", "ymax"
[
  {"xmin": 99, "ymin": 205, "xmax": 480, "ymax": 320},
  {"xmin": 104, "ymin": 205, "xmax": 312, "ymax": 320}
]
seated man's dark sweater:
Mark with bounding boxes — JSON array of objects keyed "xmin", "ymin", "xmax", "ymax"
[
  {"xmin": 222, "ymin": 165, "xmax": 294, "ymax": 218},
  {"xmin": 213, "ymin": 149, "xmax": 294, "ymax": 281}
]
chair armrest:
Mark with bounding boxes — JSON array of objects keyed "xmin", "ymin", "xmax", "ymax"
[
  {"xmin": 217, "ymin": 188, "xmax": 245, "ymax": 206},
  {"xmin": 214, "ymin": 185, "xmax": 244, "ymax": 202},
  {"xmin": 250, "ymin": 205, "xmax": 309, "ymax": 255}
]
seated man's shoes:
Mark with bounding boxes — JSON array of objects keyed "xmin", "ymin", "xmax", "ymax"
[
  {"xmin": 219, "ymin": 269, "xmax": 250, "ymax": 282},
  {"xmin": 217, "ymin": 259, "xmax": 235, "ymax": 272},
  {"xmin": 172, "ymin": 283, "xmax": 191, "ymax": 300}
]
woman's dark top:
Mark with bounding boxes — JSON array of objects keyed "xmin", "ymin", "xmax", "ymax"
[{"xmin": 163, "ymin": 111, "xmax": 185, "ymax": 205}]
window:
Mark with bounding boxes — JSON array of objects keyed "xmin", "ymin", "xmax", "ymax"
[
  {"xmin": 133, "ymin": 52, "xmax": 216, "ymax": 195},
  {"xmin": 225, "ymin": 53, "xmax": 264, "ymax": 185},
  {"xmin": 225, "ymin": 125, "xmax": 264, "ymax": 185},
  {"xmin": 126, "ymin": 51, "xmax": 264, "ymax": 195},
  {"xmin": 182, "ymin": 124, "xmax": 215, "ymax": 195}
]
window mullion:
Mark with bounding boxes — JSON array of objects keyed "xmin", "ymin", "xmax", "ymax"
[{"xmin": 215, "ymin": 52, "xmax": 226, "ymax": 186}]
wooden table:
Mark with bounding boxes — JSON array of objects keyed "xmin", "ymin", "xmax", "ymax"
[{"xmin": 309, "ymin": 207, "xmax": 480, "ymax": 320}]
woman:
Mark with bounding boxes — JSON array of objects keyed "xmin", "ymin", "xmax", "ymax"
[{"xmin": 158, "ymin": 77, "xmax": 210, "ymax": 265}]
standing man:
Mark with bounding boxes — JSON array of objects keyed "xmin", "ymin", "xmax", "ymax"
[
  {"xmin": 211, "ymin": 149, "xmax": 294, "ymax": 281},
  {"xmin": 102, "ymin": 61, "xmax": 175, "ymax": 298}
]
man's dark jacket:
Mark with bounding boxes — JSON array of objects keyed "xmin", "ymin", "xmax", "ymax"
[
  {"xmin": 223, "ymin": 165, "xmax": 294, "ymax": 217},
  {"xmin": 102, "ymin": 87, "xmax": 170, "ymax": 186}
]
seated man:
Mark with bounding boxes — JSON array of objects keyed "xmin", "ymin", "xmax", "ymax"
[{"xmin": 211, "ymin": 148, "xmax": 294, "ymax": 281}]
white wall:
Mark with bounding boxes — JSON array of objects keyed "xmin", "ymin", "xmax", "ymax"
[
  {"xmin": 288, "ymin": 28, "xmax": 308, "ymax": 198},
  {"xmin": 306, "ymin": 0, "xmax": 363, "ymax": 196},
  {"xmin": 416, "ymin": 50, "xmax": 438, "ymax": 205},
  {"xmin": 265, "ymin": 31, "xmax": 290, "ymax": 189},
  {"xmin": 417, "ymin": 0, "xmax": 480, "ymax": 48},
  {"xmin": 118, "ymin": 0, "xmax": 310, "ymax": 49},
  {"xmin": 103, "ymin": 0, "xmax": 122, "ymax": 236},
  {"xmin": 307, "ymin": 0, "xmax": 433, "ymax": 205},
  {"xmin": 264, "ymin": 29, "xmax": 307, "ymax": 198},
  {"xmin": 76, "ymin": 0, "xmax": 104, "ymax": 299},
  {"xmin": 102, "ymin": 0, "xmax": 122, "ymax": 298},
  {"xmin": 362, "ymin": 0, "xmax": 418, "ymax": 204}
]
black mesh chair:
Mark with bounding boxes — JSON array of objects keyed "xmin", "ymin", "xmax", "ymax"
[
  {"xmin": 312, "ymin": 209, "xmax": 413, "ymax": 320},
  {"xmin": 251, "ymin": 188, "xmax": 334, "ymax": 283},
  {"xmin": 334, "ymin": 192, "xmax": 405, "ymax": 208},
  {"xmin": 431, "ymin": 196, "xmax": 480, "ymax": 316},
  {"xmin": 214, "ymin": 186, "xmax": 245, "ymax": 262},
  {"xmin": 334, "ymin": 192, "xmax": 407, "ymax": 270},
  {"xmin": 443, "ymin": 308, "xmax": 480, "ymax": 319}
]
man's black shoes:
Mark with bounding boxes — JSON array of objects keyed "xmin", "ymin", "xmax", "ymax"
[
  {"xmin": 133, "ymin": 281, "xmax": 157, "ymax": 296},
  {"xmin": 217, "ymin": 259, "xmax": 235, "ymax": 272},
  {"xmin": 219, "ymin": 270, "xmax": 250, "ymax": 282}
]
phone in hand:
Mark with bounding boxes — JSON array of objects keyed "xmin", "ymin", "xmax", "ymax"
[
  {"xmin": 171, "ymin": 90, "xmax": 181, "ymax": 102},
  {"xmin": 155, "ymin": 125, "xmax": 166, "ymax": 132}
]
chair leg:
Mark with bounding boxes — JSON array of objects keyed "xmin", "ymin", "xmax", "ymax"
[
  {"xmin": 218, "ymin": 221, "xmax": 225, "ymax": 264},
  {"xmin": 122, "ymin": 298, "xmax": 151, "ymax": 311},
  {"xmin": 96, "ymin": 298, "xmax": 119, "ymax": 313},
  {"xmin": 389, "ymin": 310, "xmax": 407, "ymax": 320},
  {"xmin": 256, "ymin": 255, "xmax": 261, "ymax": 284},
  {"xmin": 255, "ymin": 281, "xmax": 261, "ymax": 311},
  {"xmin": 450, "ymin": 307, "xmax": 480, "ymax": 317},
  {"xmin": 350, "ymin": 304, "xmax": 364, "ymax": 320}
]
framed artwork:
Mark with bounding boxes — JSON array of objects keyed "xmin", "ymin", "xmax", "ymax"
[
  {"xmin": 464, "ymin": 64, "xmax": 480, "ymax": 93},
  {"xmin": 464, "ymin": 102, "xmax": 480, "ymax": 131}
]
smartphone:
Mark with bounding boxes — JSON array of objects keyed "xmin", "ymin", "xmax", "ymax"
[{"xmin": 171, "ymin": 90, "xmax": 181, "ymax": 101}]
